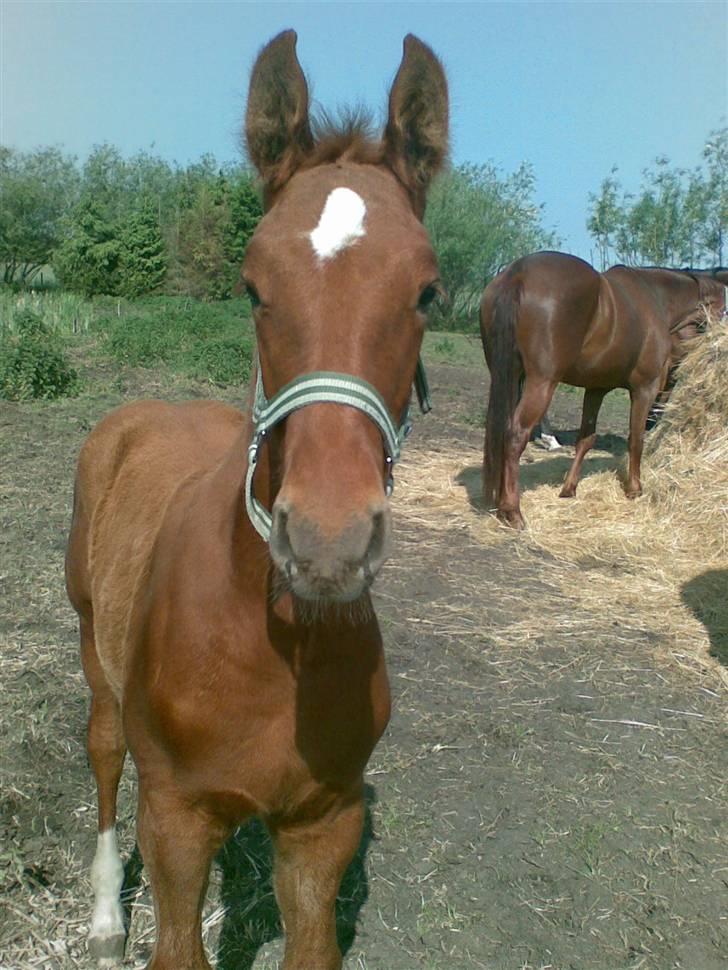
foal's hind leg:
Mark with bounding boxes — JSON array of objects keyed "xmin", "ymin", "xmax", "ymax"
[
  {"xmin": 559, "ymin": 387, "xmax": 608, "ymax": 498},
  {"xmin": 270, "ymin": 796, "xmax": 364, "ymax": 970},
  {"xmin": 81, "ymin": 618, "xmax": 128, "ymax": 964},
  {"xmin": 499, "ymin": 377, "xmax": 557, "ymax": 528}
]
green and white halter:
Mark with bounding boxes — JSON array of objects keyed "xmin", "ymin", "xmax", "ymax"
[{"xmin": 245, "ymin": 357, "xmax": 431, "ymax": 541}]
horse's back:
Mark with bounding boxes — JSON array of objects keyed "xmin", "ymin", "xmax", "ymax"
[
  {"xmin": 66, "ymin": 399, "xmax": 246, "ymax": 695},
  {"xmin": 481, "ymin": 251, "xmax": 602, "ymax": 377}
]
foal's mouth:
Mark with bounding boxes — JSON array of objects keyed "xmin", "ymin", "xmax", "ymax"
[{"xmin": 270, "ymin": 563, "xmax": 377, "ymax": 623}]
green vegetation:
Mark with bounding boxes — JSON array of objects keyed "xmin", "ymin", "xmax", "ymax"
[
  {"xmin": 0, "ymin": 309, "xmax": 78, "ymax": 400},
  {"xmin": 0, "ymin": 293, "xmax": 254, "ymax": 400},
  {"xmin": 1, "ymin": 144, "xmax": 262, "ymax": 300},
  {"xmin": 588, "ymin": 126, "xmax": 727, "ymax": 268},
  {"xmin": 102, "ymin": 297, "xmax": 254, "ymax": 385},
  {"xmin": 425, "ymin": 162, "xmax": 559, "ymax": 331}
]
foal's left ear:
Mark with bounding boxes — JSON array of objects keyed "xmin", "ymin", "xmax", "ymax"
[
  {"xmin": 245, "ymin": 30, "xmax": 314, "ymax": 199},
  {"xmin": 384, "ymin": 35, "xmax": 449, "ymax": 215}
]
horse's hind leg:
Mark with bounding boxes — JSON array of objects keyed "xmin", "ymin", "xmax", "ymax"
[
  {"xmin": 500, "ymin": 376, "xmax": 557, "ymax": 528},
  {"xmin": 559, "ymin": 387, "xmax": 608, "ymax": 498},
  {"xmin": 81, "ymin": 617, "xmax": 128, "ymax": 964}
]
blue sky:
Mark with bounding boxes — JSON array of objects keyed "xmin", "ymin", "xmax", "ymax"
[{"xmin": 2, "ymin": 1, "xmax": 726, "ymax": 260}]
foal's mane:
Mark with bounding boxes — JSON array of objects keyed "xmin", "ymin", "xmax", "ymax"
[{"xmin": 304, "ymin": 108, "xmax": 386, "ymax": 169}]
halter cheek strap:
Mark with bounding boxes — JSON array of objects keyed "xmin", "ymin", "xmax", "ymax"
[{"xmin": 245, "ymin": 357, "xmax": 431, "ymax": 542}]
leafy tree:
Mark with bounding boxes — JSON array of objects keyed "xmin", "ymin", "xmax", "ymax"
[
  {"xmin": 425, "ymin": 162, "xmax": 559, "ymax": 330},
  {"xmin": 701, "ymin": 127, "xmax": 728, "ymax": 264},
  {"xmin": 118, "ymin": 197, "xmax": 167, "ymax": 298},
  {"xmin": 587, "ymin": 169, "xmax": 623, "ymax": 270},
  {"xmin": 173, "ymin": 182, "xmax": 232, "ymax": 299},
  {"xmin": 587, "ymin": 127, "xmax": 728, "ymax": 267},
  {"xmin": 0, "ymin": 147, "xmax": 79, "ymax": 284}
]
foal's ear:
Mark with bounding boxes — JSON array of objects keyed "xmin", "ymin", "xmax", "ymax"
[
  {"xmin": 245, "ymin": 30, "xmax": 314, "ymax": 197},
  {"xmin": 384, "ymin": 35, "xmax": 449, "ymax": 214}
]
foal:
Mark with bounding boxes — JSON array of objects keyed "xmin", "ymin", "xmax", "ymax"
[{"xmin": 66, "ymin": 31, "xmax": 448, "ymax": 969}]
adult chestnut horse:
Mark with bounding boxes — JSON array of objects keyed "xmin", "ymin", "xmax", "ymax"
[
  {"xmin": 66, "ymin": 31, "xmax": 447, "ymax": 970},
  {"xmin": 481, "ymin": 251, "xmax": 727, "ymax": 527}
]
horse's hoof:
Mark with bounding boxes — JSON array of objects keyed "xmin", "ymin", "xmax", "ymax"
[
  {"xmin": 559, "ymin": 487, "xmax": 576, "ymax": 499},
  {"xmin": 497, "ymin": 509, "xmax": 526, "ymax": 530},
  {"xmin": 625, "ymin": 489, "xmax": 642, "ymax": 500},
  {"xmin": 89, "ymin": 933, "xmax": 126, "ymax": 966}
]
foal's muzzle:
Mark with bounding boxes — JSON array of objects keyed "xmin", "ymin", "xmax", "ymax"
[{"xmin": 269, "ymin": 499, "xmax": 391, "ymax": 602}]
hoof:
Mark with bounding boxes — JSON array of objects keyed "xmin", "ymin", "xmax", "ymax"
[
  {"xmin": 559, "ymin": 486, "xmax": 576, "ymax": 498},
  {"xmin": 496, "ymin": 509, "xmax": 526, "ymax": 530},
  {"xmin": 89, "ymin": 932, "xmax": 126, "ymax": 965},
  {"xmin": 625, "ymin": 489, "xmax": 642, "ymax": 500}
]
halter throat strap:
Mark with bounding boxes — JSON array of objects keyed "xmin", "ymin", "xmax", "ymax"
[{"xmin": 245, "ymin": 357, "xmax": 431, "ymax": 542}]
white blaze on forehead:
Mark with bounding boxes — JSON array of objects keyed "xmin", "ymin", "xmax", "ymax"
[{"xmin": 309, "ymin": 187, "xmax": 366, "ymax": 261}]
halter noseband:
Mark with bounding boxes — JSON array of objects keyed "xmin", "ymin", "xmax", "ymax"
[{"xmin": 245, "ymin": 357, "xmax": 431, "ymax": 541}]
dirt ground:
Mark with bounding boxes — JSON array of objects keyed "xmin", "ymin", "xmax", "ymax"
[{"xmin": 1, "ymin": 340, "xmax": 726, "ymax": 970}]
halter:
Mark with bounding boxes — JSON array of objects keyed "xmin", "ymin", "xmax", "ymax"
[{"xmin": 245, "ymin": 356, "xmax": 431, "ymax": 541}]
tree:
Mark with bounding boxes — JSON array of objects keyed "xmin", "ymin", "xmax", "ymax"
[
  {"xmin": 587, "ymin": 127, "xmax": 728, "ymax": 268},
  {"xmin": 173, "ymin": 182, "xmax": 232, "ymax": 300},
  {"xmin": 226, "ymin": 171, "xmax": 263, "ymax": 268},
  {"xmin": 118, "ymin": 197, "xmax": 167, "ymax": 298},
  {"xmin": 0, "ymin": 147, "xmax": 79, "ymax": 284},
  {"xmin": 587, "ymin": 169, "xmax": 622, "ymax": 270},
  {"xmin": 54, "ymin": 195, "xmax": 121, "ymax": 296},
  {"xmin": 424, "ymin": 162, "xmax": 559, "ymax": 330},
  {"xmin": 701, "ymin": 127, "xmax": 728, "ymax": 264}
]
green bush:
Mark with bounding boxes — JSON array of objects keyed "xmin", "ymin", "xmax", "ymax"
[
  {"xmin": 102, "ymin": 297, "xmax": 254, "ymax": 385},
  {"xmin": 183, "ymin": 335, "xmax": 253, "ymax": 386},
  {"xmin": 105, "ymin": 311, "xmax": 180, "ymax": 365},
  {"xmin": 0, "ymin": 309, "xmax": 78, "ymax": 400}
]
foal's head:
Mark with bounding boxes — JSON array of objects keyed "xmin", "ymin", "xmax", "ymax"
[{"xmin": 243, "ymin": 30, "xmax": 448, "ymax": 604}]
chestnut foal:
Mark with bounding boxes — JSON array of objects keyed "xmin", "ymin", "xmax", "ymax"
[
  {"xmin": 66, "ymin": 31, "xmax": 448, "ymax": 970},
  {"xmin": 481, "ymin": 251, "xmax": 728, "ymax": 528}
]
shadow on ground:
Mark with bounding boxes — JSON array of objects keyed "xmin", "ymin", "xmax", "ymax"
[
  {"xmin": 455, "ymin": 433, "xmax": 627, "ymax": 513},
  {"xmin": 681, "ymin": 570, "xmax": 728, "ymax": 667},
  {"xmin": 213, "ymin": 785, "xmax": 377, "ymax": 969}
]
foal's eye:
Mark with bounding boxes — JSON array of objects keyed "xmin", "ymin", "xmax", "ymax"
[
  {"xmin": 245, "ymin": 283, "xmax": 261, "ymax": 309},
  {"xmin": 417, "ymin": 284, "xmax": 440, "ymax": 311}
]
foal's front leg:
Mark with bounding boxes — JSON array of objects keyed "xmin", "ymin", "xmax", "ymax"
[
  {"xmin": 137, "ymin": 783, "xmax": 231, "ymax": 970},
  {"xmin": 270, "ymin": 796, "xmax": 364, "ymax": 970}
]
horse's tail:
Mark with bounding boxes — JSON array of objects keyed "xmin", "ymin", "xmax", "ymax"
[{"xmin": 483, "ymin": 279, "xmax": 522, "ymax": 509}]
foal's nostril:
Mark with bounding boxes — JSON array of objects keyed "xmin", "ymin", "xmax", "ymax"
[
  {"xmin": 270, "ymin": 505, "xmax": 294, "ymax": 564},
  {"xmin": 365, "ymin": 509, "xmax": 390, "ymax": 576}
]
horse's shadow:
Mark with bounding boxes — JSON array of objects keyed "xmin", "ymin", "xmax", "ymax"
[
  {"xmin": 456, "ymin": 433, "xmax": 627, "ymax": 513},
  {"xmin": 681, "ymin": 570, "xmax": 728, "ymax": 667}
]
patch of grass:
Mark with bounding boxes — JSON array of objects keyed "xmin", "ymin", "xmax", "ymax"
[
  {"xmin": 100, "ymin": 296, "xmax": 254, "ymax": 387},
  {"xmin": 0, "ymin": 287, "xmax": 95, "ymax": 336},
  {"xmin": 422, "ymin": 331, "xmax": 482, "ymax": 367}
]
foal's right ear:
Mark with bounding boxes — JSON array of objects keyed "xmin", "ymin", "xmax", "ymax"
[{"xmin": 245, "ymin": 30, "xmax": 314, "ymax": 199}]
